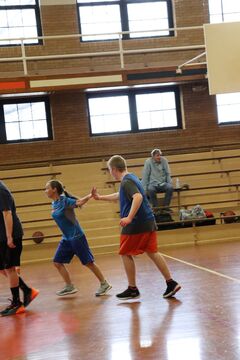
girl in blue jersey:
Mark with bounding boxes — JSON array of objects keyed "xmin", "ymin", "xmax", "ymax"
[{"xmin": 45, "ymin": 180, "xmax": 111, "ymax": 297}]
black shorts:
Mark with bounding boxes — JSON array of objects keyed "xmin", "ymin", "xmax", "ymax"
[{"xmin": 0, "ymin": 237, "xmax": 22, "ymax": 270}]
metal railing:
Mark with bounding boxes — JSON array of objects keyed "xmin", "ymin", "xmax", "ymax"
[{"xmin": 0, "ymin": 26, "xmax": 205, "ymax": 76}]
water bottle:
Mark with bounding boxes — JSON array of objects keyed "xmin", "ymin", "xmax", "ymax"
[{"xmin": 176, "ymin": 177, "xmax": 181, "ymax": 189}]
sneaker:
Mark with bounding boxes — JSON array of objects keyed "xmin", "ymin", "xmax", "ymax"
[
  {"xmin": 1, "ymin": 300, "xmax": 25, "ymax": 317},
  {"xmin": 116, "ymin": 287, "xmax": 140, "ymax": 300},
  {"xmin": 163, "ymin": 280, "xmax": 181, "ymax": 298},
  {"xmin": 24, "ymin": 288, "xmax": 39, "ymax": 307},
  {"xmin": 95, "ymin": 280, "xmax": 112, "ymax": 297},
  {"xmin": 56, "ymin": 284, "xmax": 78, "ymax": 296}
]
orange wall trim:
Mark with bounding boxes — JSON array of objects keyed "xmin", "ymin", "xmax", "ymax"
[{"xmin": 0, "ymin": 81, "xmax": 26, "ymax": 90}]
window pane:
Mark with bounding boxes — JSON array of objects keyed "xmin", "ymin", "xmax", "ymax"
[
  {"xmin": 224, "ymin": 13, "xmax": 240, "ymax": 22},
  {"xmin": 23, "ymin": 26, "xmax": 38, "ymax": 43},
  {"xmin": 7, "ymin": 10, "xmax": 22, "ymax": 27},
  {"xmin": 20, "ymin": 121, "xmax": 34, "ymax": 138},
  {"xmin": 128, "ymin": 2, "xmax": 169, "ymax": 38},
  {"xmin": 208, "ymin": 0, "xmax": 222, "ymax": 14},
  {"xmin": 22, "ymin": 9, "xmax": 37, "ymax": 27},
  {"xmin": 0, "ymin": 10, "xmax": 7, "ymax": 27},
  {"xmin": 209, "ymin": 0, "xmax": 240, "ymax": 23},
  {"xmin": 223, "ymin": 0, "xmax": 240, "ymax": 13},
  {"xmin": 210, "ymin": 14, "xmax": 223, "ymax": 23},
  {"xmin": 216, "ymin": 93, "xmax": 240, "ymax": 123},
  {"xmin": 4, "ymin": 104, "xmax": 18, "ymax": 122},
  {"xmin": 89, "ymin": 96, "xmax": 131, "ymax": 134},
  {"xmin": 33, "ymin": 120, "xmax": 48, "ymax": 137},
  {"xmin": 5, "ymin": 122, "xmax": 20, "ymax": 141},
  {"xmin": 79, "ymin": 5, "xmax": 121, "ymax": 41},
  {"xmin": 31, "ymin": 102, "xmax": 46, "ymax": 120},
  {"xmin": 136, "ymin": 92, "xmax": 177, "ymax": 129},
  {"xmin": 18, "ymin": 103, "xmax": 32, "ymax": 121}
]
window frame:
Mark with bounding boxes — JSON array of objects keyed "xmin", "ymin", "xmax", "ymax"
[
  {"xmin": 0, "ymin": 96, "xmax": 53, "ymax": 144},
  {"xmin": 76, "ymin": 0, "xmax": 174, "ymax": 42},
  {"xmin": 0, "ymin": 0, "xmax": 42, "ymax": 47},
  {"xmin": 86, "ymin": 86, "xmax": 182, "ymax": 136}
]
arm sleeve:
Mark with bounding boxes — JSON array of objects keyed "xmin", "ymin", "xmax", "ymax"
[
  {"xmin": 164, "ymin": 158, "xmax": 172, "ymax": 184},
  {"xmin": 141, "ymin": 160, "xmax": 150, "ymax": 191},
  {"xmin": 0, "ymin": 190, "xmax": 11, "ymax": 211},
  {"xmin": 64, "ymin": 196, "xmax": 77, "ymax": 208},
  {"xmin": 122, "ymin": 180, "xmax": 140, "ymax": 201}
]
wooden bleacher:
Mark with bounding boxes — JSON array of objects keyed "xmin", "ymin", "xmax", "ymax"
[
  {"xmin": 102, "ymin": 148, "xmax": 240, "ymax": 213},
  {"xmin": 0, "ymin": 146, "xmax": 239, "ymax": 264}
]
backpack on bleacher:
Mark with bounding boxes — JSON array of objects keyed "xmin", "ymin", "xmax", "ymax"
[
  {"xmin": 196, "ymin": 210, "xmax": 216, "ymax": 226},
  {"xmin": 153, "ymin": 209, "xmax": 176, "ymax": 231},
  {"xmin": 179, "ymin": 205, "xmax": 206, "ymax": 221}
]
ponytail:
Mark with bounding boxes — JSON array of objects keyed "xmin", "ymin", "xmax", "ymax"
[{"xmin": 63, "ymin": 190, "xmax": 78, "ymax": 200}]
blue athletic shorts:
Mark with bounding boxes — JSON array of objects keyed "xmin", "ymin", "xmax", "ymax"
[{"xmin": 53, "ymin": 234, "xmax": 94, "ymax": 265}]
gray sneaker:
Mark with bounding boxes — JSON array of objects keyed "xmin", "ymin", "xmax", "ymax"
[
  {"xmin": 56, "ymin": 284, "xmax": 78, "ymax": 296},
  {"xmin": 95, "ymin": 281, "xmax": 112, "ymax": 297}
]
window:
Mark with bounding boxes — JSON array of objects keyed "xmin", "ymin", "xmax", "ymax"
[
  {"xmin": 77, "ymin": 0, "xmax": 174, "ymax": 41},
  {"xmin": 0, "ymin": 0, "xmax": 42, "ymax": 46},
  {"xmin": 87, "ymin": 86, "xmax": 181, "ymax": 135},
  {"xmin": 209, "ymin": 0, "xmax": 240, "ymax": 23},
  {"xmin": 0, "ymin": 96, "xmax": 52, "ymax": 143},
  {"xmin": 216, "ymin": 93, "xmax": 240, "ymax": 124}
]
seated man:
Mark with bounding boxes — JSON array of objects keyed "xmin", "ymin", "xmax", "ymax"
[{"xmin": 141, "ymin": 149, "xmax": 173, "ymax": 208}]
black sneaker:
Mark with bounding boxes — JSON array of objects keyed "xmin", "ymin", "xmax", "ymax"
[
  {"xmin": 116, "ymin": 287, "xmax": 140, "ymax": 300},
  {"xmin": 163, "ymin": 280, "xmax": 181, "ymax": 298},
  {"xmin": 0, "ymin": 300, "xmax": 25, "ymax": 317},
  {"xmin": 24, "ymin": 288, "xmax": 39, "ymax": 307}
]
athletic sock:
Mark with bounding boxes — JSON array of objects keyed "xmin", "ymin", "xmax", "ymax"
[
  {"xmin": 11, "ymin": 286, "xmax": 20, "ymax": 304},
  {"xmin": 19, "ymin": 277, "xmax": 31, "ymax": 292}
]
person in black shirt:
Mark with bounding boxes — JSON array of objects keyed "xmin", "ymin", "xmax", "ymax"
[{"xmin": 0, "ymin": 181, "xmax": 39, "ymax": 316}]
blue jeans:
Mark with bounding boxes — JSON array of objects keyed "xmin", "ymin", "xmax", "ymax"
[{"xmin": 148, "ymin": 183, "xmax": 173, "ymax": 207}]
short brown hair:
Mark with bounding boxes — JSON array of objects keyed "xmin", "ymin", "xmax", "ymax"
[{"xmin": 107, "ymin": 155, "xmax": 126, "ymax": 172}]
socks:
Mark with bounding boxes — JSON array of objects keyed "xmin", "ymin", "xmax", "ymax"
[
  {"xmin": 129, "ymin": 286, "xmax": 138, "ymax": 290},
  {"xmin": 19, "ymin": 277, "xmax": 31, "ymax": 292},
  {"xmin": 11, "ymin": 286, "xmax": 20, "ymax": 304}
]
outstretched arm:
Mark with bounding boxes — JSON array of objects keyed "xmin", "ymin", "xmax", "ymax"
[
  {"xmin": 92, "ymin": 187, "xmax": 119, "ymax": 202},
  {"xmin": 75, "ymin": 193, "xmax": 92, "ymax": 207}
]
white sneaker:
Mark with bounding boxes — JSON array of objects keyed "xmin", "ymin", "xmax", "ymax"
[
  {"xmin": 95, "ymin": 281, "xmax": 112, "ymax": 297},
  {"xmin": 56, "ymin": 284, "xmax": 78, "ymax": 296}
]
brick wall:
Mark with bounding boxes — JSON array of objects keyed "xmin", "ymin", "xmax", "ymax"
[
  {"xmin": 0, "ymin": 1, "xmax": 239, "ymax": 166},
  {"xmin": 0, "ymin": 85, "xmax": 239, "ymax": 166},
  {"xmin": 0, "ymin": 0, "xmax": 208, "ymax": 75}
]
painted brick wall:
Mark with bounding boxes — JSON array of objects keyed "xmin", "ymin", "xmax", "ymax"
[
  {"xmin": 0, "ymin": 0, "xmax": 208, "ymax": 75},
  {"xmin": 0, "ymin": 1, "xmax": 239, "ymax": 166},
  {"xmin": 0, "ymin": 84, "xmax": 239, "ymax": 166}
]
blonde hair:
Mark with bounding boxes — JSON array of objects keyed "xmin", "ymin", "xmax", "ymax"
[
  {"xmin": 151, "ymin": 148, "xmax": 162, "ymax": 157},
  {"xmin": 107, "ymin": 155, "xmax": 127, "ymax": 172}
]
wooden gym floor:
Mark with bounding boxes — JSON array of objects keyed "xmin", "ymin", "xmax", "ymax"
[{"xmin": 1, "ymin": 241, "xmax": 240, "ymax": 360}]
